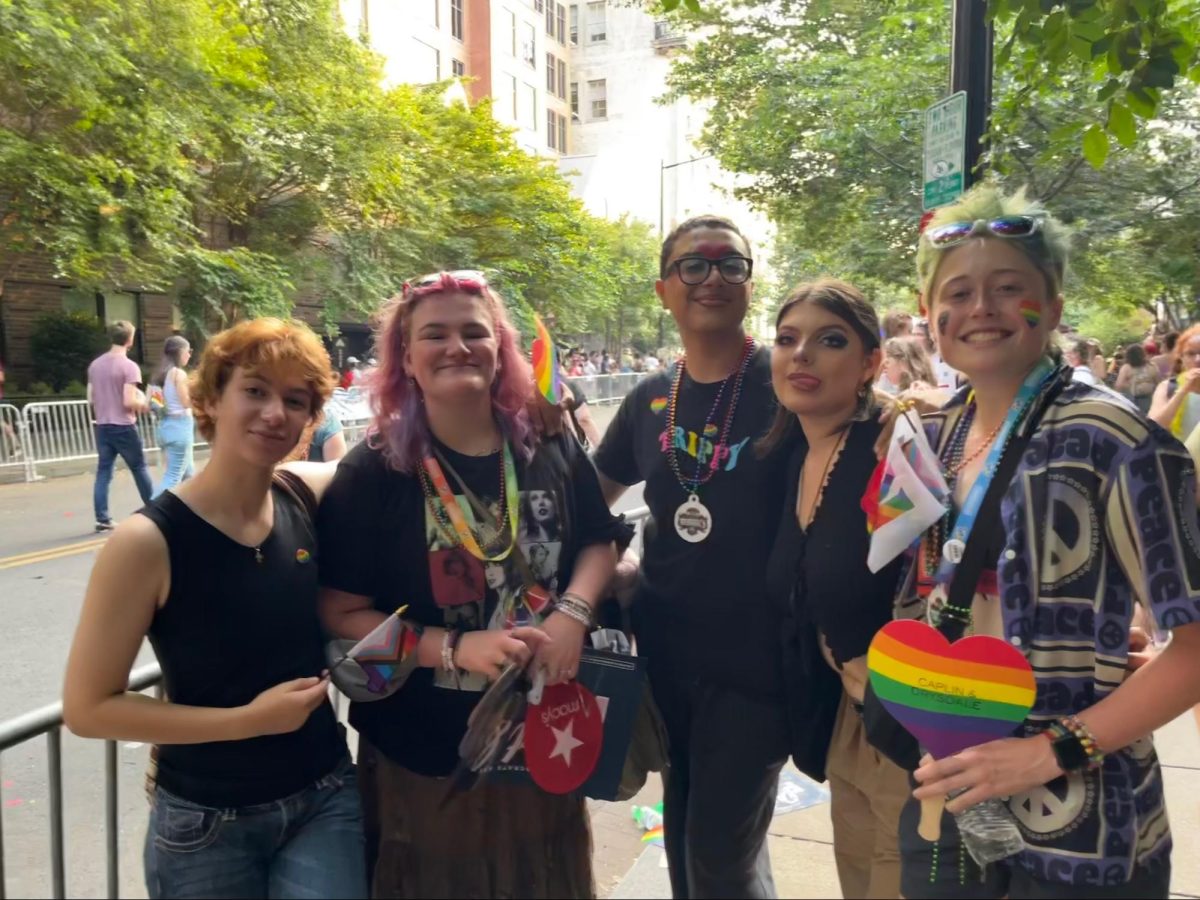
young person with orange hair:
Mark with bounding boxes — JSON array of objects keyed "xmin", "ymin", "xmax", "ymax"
[{"xmin": 63, "ymin": 318, "xmax": 366, "ymax": 898}]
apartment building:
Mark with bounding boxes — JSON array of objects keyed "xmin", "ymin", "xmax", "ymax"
[
  {"xmin": 340, "ymin": 0, "xmax": 572, "ymax": 156},
  {"xmin": 560, "ymin": 3, "xmax": 772, "ymax": 254}
]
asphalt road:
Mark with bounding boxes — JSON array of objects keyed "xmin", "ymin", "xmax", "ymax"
[{"xmin": 0, "ymin": 405, "xmax": 641, "ymax": 898}]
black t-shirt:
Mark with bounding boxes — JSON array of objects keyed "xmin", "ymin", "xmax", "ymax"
[
  {"xmin": 317, "ymin": 433, "xmax": 623, "ymax": 776},
  {"xmin": 593, "ymin": 346, "xmax": 792, "ymax": 696}
]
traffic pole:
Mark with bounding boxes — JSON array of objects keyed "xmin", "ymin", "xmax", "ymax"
[{"xmin": 950, "ymin": 0, "xmax": 993, "ymax": 188}]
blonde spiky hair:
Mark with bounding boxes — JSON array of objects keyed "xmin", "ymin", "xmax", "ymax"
[{"xmin": 916, "ymin": 183, "xmax": 1071, "ymax": 303}]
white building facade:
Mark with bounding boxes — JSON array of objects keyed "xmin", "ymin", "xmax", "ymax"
[{"xmin": 559, "ymin": 3, "xmax": 774, "ymax": 287}]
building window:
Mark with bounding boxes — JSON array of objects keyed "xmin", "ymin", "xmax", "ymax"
[
  {"xmin": 510, "ymin": 74, "xmax": 518, "ymax": 120},
  {"xmin": 570, "ymin": 81, "xmax": 578, "ymax": 115},
  {"xmin": 546, "ymin": 52, "xmax": 555, "ymax": 92},
  {"xmin": 534, "ymin": 0, "xmax": 544, "ymax": 9},
  {"xmin": 589, "ymin": 78, "xmax": 607, "ymax": 119},
  {"xmin": 413, "ymin": 38, "xmax": 441, "ymax": 81},
  {"xmin": 569, "ymin": 4, "xmax": 578, "ymax": 45},
  {"xmin": 547, "ymin": 109, "xmax": 558, "ymax": 150},
  {"xmin": 586, "ymin": 1, "xmax": 605, "ymax": 43},
  {"xmin": 451, "ymin": 0, "xmax": 464, "ymax": 40},
  {"xmin": 558, "ymin": 112, "xmax": 567, "ymax": 152},
  {"xmin": 557, "ymin": 58, "xmax": 567, "ymax": 99},
  {"xmin": 520, "ymin": 21, "xmax": 536, "ymax": 67},
  {"xmin": 509, "ymin": 9, "xmax": 517, "ymax": 56},
  {"xmin": 452, "ymin": 58, "xmax": 465, "ymax": 76},
  {"xmin": 526, "ymin": 83, "xmax": 538, "ymax": 129},
  {"xmin": 556, "ymin": 3, "xmax": 567, "ymax": 43},
  {"xmin": 545, "ymin": 1, "xmax": 554, "ymax": 34}
]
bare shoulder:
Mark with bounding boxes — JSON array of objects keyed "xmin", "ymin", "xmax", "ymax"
[
  {"xmin": 278, "ymin": 460, "xmax": 340, "ymax": 502},
  {"xmin": 90, "ymin": 514, "xmax": 169, "ymax": 608}
]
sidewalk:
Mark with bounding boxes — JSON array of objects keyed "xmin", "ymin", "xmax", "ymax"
[{"xmin": 599, "ymin": 711, "xmax": 1200, "ymax": 899}]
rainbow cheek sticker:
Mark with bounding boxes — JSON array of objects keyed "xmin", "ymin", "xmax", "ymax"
[{"xmin": 1019, "ymin": 299, "xmax": 1041, "ymax": 329}]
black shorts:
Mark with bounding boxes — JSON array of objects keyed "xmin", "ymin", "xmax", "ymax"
[{"xmin": 898, "ymin": 794, "xmax": 1171, "ymax": 900}]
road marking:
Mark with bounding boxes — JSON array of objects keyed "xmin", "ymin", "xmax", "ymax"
[{"xmin": 0, "ymin": 537, "xmax": 108, "ymax": 571}]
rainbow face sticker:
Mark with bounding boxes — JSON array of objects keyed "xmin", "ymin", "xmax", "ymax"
[{"xmin": 1018, "ymin": 299, "xmax": 1041, "ymax": 329}]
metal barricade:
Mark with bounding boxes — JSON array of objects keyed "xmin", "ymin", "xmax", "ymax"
[
  {"xmin": 0, "ymin": 507, "xmax": 651, "ymax": 898},
  {"xmin": 0, "ymin": 405, "xmax": 28, "ymax": 481}
]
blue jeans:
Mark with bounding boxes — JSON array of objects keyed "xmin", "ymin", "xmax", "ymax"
[
  {"xmin": 144, "ymin": 758, "xmax": 367, "ymax": 899},
  {"xmin": 94, "ymin": 424, "xmax": 153, "ymax": 523},
  {"xmin": 154, "ymin": 416, "xmax": 195, "ymax": 498}
]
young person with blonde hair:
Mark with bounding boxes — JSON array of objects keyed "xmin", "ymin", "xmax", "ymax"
[{"xmin": 882, "ymin": 183, "xmax": 1200, "ymax": 899}]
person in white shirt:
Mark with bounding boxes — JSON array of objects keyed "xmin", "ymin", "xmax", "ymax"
[{"xmin": 1067, "ymin": 339, "xmax": 1100, "ymax": 386}]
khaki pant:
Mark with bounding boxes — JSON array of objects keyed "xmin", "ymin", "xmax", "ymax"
[{"xmin": 826, "ymin": 692, "xmax": 909, "ymax": 899}]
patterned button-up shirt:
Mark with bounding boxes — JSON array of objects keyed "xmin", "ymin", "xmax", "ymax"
[{"xmin": 895, "ymin": 367, "xmax": 1200, "ymax": 888}]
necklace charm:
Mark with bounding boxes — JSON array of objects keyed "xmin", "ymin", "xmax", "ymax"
[
  {"xmin": 674, "ymin": 494, "xmax": 712, "ymax": 543},
  {"xmin": 942, "ymin": 537, "xmax": 966, "ymax": 564}
]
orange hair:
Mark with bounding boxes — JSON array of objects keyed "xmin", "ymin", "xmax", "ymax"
[
  {"xmin": 190, "ymin": 318, "xmax": 336, "ymax": 442},
  {"xmin": 1171, "ymin": 324, "xmax": 1200, "ymax": 376}
]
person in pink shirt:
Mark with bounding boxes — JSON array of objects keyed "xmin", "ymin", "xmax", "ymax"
[{"xmin": 87, "ymin": 320, "xmax": 152, "ymax": 530}]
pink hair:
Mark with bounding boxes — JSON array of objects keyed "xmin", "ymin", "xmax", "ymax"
[{"xmin": 367, "ymin": 272, "xmax": 536, "ymax": 473}]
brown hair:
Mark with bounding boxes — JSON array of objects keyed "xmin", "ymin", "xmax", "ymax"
[
  {"xmin": 757, "ymin": 278, "xmax": 881, "ymax": 457},
  {"xmin": 883, "ymin": 337, "xmax": 936, "ymax": 390},
  {"xmin": 190, "ymin": 318, "xmax": 335, "ymax": 442},
  {"xmin": 659, "ymin": 215, "xmax": 752, "ymax": 278},
  {"xmin": 882, "ymin": 310, "xmax": 912, "ymax": 339},
  {"xmin": 107, "ymin": 320, "xmax": 135, "ymax": 346}
]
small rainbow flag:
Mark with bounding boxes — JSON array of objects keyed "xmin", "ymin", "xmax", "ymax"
[
  {"xmin": 531, "ymin": 315, "xmax": 561, "ymax": 404},
  {"xmin": 642, "ymin": 825, "xmax": 664, "ymax": 845}
]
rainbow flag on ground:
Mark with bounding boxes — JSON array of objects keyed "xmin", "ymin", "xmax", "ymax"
[
  {"xmin": 531, "ymin": 315, "xmax": 561, "ymax": 404},
  {"xmin": 862, "ymin": 411, "xmax": 949, "ymax": 572}
]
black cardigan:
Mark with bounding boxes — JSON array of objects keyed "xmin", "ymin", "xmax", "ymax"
[{"xmin": 764, "ymin": 417, "xmax": 905, "ymax": 781}]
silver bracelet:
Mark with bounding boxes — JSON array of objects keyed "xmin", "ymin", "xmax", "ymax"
[
  {"xmin": 553, "ymin": 592, "xmax": 594, "ymax": 627},
  {"xmin": 440, "ymin": 630, "xmax": 456, "ymax": 672}
]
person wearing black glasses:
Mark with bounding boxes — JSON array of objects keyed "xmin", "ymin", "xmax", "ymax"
[{"xmin": 594, "ymin": 215, "xmax": 797, "ymax": 898}]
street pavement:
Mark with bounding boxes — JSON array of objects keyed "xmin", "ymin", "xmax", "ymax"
[{"xmin": 2, "ymin": 404, "xmax": 1200, "ymax": 898}]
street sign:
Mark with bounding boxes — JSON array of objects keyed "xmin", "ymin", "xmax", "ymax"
[{"xmin": 923, "ymin": 91, "xmax": 967, "ymax": 211}]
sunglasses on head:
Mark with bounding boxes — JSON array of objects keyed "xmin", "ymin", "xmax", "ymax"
[
  {"xmin": 404, "ymin": 270, "xmax": 490, "ymax": 296},
  {"xmin": 923, "ymin": 215, "xmax": 1043, "ymax": 249}
]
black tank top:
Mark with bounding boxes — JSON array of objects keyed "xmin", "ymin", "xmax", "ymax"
[{"xmin": 139, "ymin": 484, "xmax": 344, "ymax": 807}]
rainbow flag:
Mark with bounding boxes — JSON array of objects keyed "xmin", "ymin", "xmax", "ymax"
[
  {"xmin": 531, "ymin": 315, "xmax": 561, "ymax": 404},
  {"xmin": 345, "ymin": 606, "xmax": 419, "ymax": 695},
  {"xmin": 642, "ymin": 826, "xmax": 664, "ymax": 845},
  {"xmin": 863, "ymin": 412, "xmax": 948, "ymax": 572}
]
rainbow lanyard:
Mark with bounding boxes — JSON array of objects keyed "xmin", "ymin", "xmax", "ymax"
[
  {"xmin": 934, "ymin": 356, "xmax": 1056, "ymax": 585},
  {"xmin": 421, "ymin": 444, "xmax": 519, "ymax": 562}
]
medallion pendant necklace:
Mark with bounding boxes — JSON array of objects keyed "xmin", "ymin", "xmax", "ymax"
[{"xmin": 665, "ymin": 336, "xmax": 755, "ymax": 543}]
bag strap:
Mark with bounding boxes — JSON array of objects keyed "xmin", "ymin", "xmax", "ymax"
[
  {"xmin": 937, "ymin": 371, "xmax": 1069, "ymax": 642},
  {"xmin": 272, "ymin": 468, "xmax": 319, "ymax": 532}
]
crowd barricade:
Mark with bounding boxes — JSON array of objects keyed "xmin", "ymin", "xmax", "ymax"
[
  {"xmin": 0, "ymin": 506, "xmax": 652, "ymax": 898},
  {"xmin": 3, "ymin": 374, "xmax": 644, "ymax": 482}
]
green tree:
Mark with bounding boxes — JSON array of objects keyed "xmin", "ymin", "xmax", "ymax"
[{"xmin": 29, "ymin": 310, "xmax": 107, "ymax": 390}]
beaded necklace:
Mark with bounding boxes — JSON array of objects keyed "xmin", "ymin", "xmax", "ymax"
[
  {"xmin": 664, "ymin": 335, "xmax": 755, "ymax": 495},
  {"xmin": 418, "ymin": 445, "xmax": 516, "ymax": 560}
]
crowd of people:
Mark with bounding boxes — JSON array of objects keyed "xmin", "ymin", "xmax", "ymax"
[
  {"xmin": 564, "ymin": 347, "xmax": 665, "ymax": 377},
  {"xmin": 57, "ymin": 182, "xmax": 1200, "ymax": 900}
]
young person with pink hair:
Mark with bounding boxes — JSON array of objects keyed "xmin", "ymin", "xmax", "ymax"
[{"xmin": 316, "ymin": 271, "xmax": 624, "ymax": 898}]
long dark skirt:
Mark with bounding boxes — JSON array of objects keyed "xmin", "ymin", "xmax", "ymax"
[{"xmin": 358, "ymin": 738, "xmax": 595, "ymax": 899}]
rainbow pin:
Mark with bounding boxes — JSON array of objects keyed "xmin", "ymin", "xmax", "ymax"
[
  {"xmin": 650, "ymin": 397, "xmax": 668, "ymax": 414},
  {"xmin": 295, "ymin": 548, "xmax": 311, "ymax": 564}
]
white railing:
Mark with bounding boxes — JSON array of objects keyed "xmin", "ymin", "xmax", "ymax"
[{"xmin": 1, "ymin": 374, "xmax": 644, "ymax": 482}]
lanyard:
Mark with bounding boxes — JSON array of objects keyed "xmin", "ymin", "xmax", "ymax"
[
  {"xmin": 935, "ymin": 357, "xmax": 1056, "ymax": 585},
  {"xmin": 422, "ymin": 443, "xmax": 519, "ymax": 562}
]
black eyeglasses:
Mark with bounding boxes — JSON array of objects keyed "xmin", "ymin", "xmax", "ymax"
[{"xmin": 668, "ymin": 255, "xmax": 753, "ymax": 286}]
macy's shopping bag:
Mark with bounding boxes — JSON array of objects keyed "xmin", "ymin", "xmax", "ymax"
[{"xmin": 484, "ymin": 648, "xmax": 645, "ymax": 800}]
